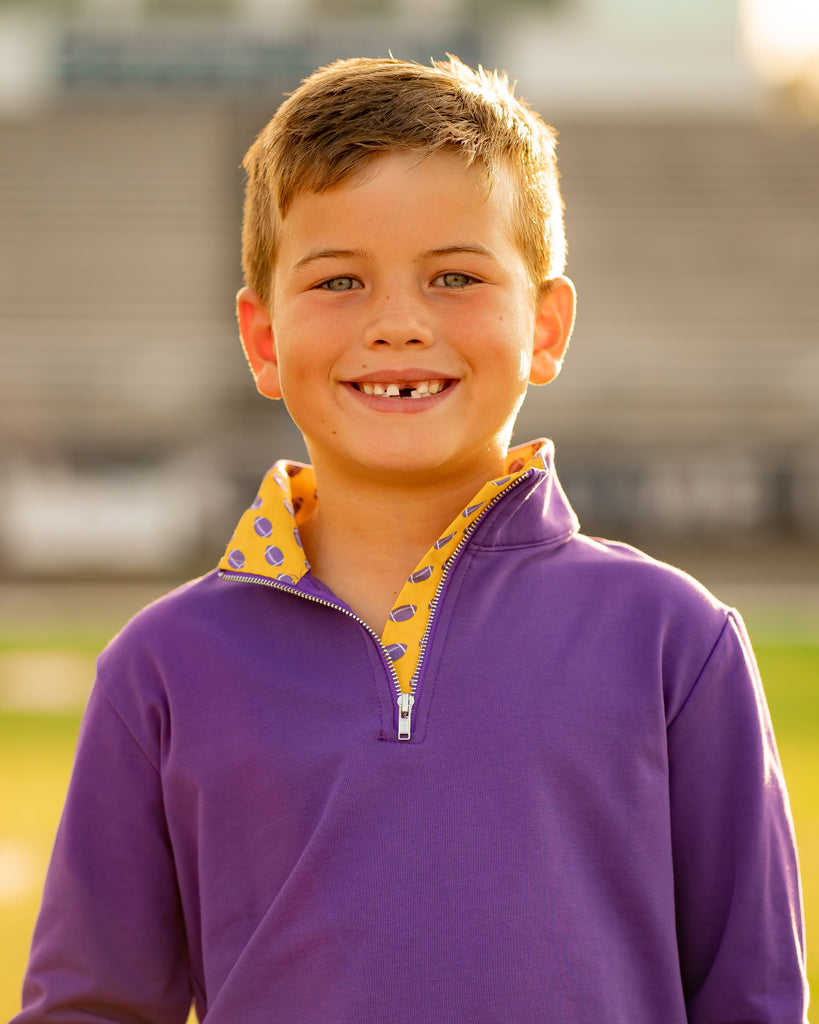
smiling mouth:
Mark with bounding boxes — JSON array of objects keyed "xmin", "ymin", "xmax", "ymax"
[{"xmin": 350, "ymin": 379, "xmax": 453, "ymax": 399}]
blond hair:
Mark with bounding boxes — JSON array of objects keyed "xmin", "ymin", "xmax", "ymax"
[{"xmin": 241, "ymin": 56, "xmax": 565, "ymax": 302}]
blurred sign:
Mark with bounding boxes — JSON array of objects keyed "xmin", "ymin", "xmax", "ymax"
[
  {"xmin": 59, "ymin": 27, "xmax": 311, "ymax": 97},
  {"xmin": 0, "ymin": 460, "xmax": 227, "ymax": 575},
  {"xmin": 56, "ymin": 23, "xmax": 481, "ymax": 100}
]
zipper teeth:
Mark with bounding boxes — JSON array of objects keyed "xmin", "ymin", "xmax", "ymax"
[
  {"xmin": 216, "ymin": 571, "xmax": 402, "ymax": 694},
  {"xmin": 407, "ymin": 471, "xmax": 533, "ymax": 698}
]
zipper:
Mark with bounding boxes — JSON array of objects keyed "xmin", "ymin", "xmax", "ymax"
[
  {"xmin": 397, "ymin": 692, "xmax": 415, "ymax": 741},
  {"xmin": 220, "ymin": 470, "xmax": 534, "ymax": 742},
  {"xmin": 398, "ymin": 471, "xmax": 533, "ymax": 739}
]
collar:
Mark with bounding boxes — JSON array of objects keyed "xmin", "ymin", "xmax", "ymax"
[
  {"xmin": 218, "ymin": 440, "xmax": 556, "ymax": 586},
  {"xmin": 218, "ymin": 439, "xmax": 578, "ymax": 693}
]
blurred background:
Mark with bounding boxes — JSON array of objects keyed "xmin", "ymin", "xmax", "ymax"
[
  {"xmin": 1, "ymin": 0, "xmax": 818, "ymax": 582},
  {"xmin": 0, "ymin": 0, "xmax": 817, "ymax": 1015}
]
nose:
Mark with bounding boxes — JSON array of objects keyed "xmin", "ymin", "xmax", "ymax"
[{"xmin": 364, "ymin": 285, "xmax": 432, "ymax": 348}]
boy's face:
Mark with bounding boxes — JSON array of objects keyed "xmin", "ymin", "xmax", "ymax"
[{"xmin": 239, "ymin": 150, "xmax": 574, "ymax": 488}]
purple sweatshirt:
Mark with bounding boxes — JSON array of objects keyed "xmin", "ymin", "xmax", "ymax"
[{"xmin": 14, "ymin": 447, "xmax": 808, "ymax": 1022}]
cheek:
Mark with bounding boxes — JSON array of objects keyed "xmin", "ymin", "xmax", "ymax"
[{"xmin": 272, "ymin": 312, "xmax": 323, "ymax": 374}]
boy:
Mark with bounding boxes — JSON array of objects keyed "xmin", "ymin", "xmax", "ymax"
[{"xmin": 14, "ymin": 57, "xmax": 808, "ymax": 1023}]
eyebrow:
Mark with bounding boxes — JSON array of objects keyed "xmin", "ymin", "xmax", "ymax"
[
  {"xmin": 292, "ymin": 248, "xmax": 369, "ymax": 272},
  {"xmin": 292, "ymin": 243, "xmax": 497, "ymax": 272},
  {"xmin": 418, "ymin": 244, "xmax": 496, "ymax": 262}
]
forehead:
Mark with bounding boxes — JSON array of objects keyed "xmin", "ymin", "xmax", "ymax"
[
  {"xmin": 279, "ymin": 144, "xmax": 496, "ymax": 212},
  {"xmin": 276, "ymin": 150, "xmax": 519, "ymax": 256}
]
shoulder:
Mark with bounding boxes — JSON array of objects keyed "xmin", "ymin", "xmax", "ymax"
[
  {"xmin": 91, "ymin": 569, "xmax": 296, "ymax": 752},
  {"xmin": 552, "ymin": 534, "xmax": 744, "ymax": 705},
  {"xmin": 100, "ymin": 571, "xmax": 225, "ymax": 661},
  {"xmin": 558, "ymin": 532, "xmax": 730, "ymax": 622},
  {"xmin": 95, "ymin": 570, "xmax": 264, "ymax": 704}
]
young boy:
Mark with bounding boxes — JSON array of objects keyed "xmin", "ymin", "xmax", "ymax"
[{"xmin": 15, "ymin": 57, "xmax": 808, "ymax": 1023}]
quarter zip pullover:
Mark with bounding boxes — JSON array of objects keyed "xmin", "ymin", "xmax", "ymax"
[{"xmin": 14, "ymin": 441, "xmax": 808, "ymax": 1024}]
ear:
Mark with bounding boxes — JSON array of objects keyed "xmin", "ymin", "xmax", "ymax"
[
  {"xmin": 236, "ymin": 286, "xmax": 282, "ymax": 400},
  {"xmin": 528, "ymin": 276, "xmax": 576, "ymax": 386}
]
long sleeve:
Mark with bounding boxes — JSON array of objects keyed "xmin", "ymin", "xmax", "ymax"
[
  {"xmin": 12, "ymin": 678, "xmax": 193, "ymax": 1023},
  {"xmin": 667, "ymin": 611, "xmax": 808, "ymax": 1023}
]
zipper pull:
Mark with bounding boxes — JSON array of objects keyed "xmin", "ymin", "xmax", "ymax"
[{"xmin": 397, "ymin": 692, "xmax": 415, "ymax": 741}]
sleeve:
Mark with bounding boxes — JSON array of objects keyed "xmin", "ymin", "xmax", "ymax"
[
  {"xmin": 12, "ymin": 676, "xmax": 193, "ymax": 1024},
  {"xmin": 667, "ymin": 611, "xmax": 809, "ymax": 1023}
]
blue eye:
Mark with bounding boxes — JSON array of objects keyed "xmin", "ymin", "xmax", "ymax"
[
  {"xmin": 318, "ymin": 276, "xmax": 360, "ymax": 291},
  {"xmin": 435, "ymin": 272, "xmax": 476, "ymax": 288}
]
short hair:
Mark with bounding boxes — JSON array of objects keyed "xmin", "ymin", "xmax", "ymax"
[{"xmin": 241, "ymin": 55, "xmax": 565, "ymax": 303}]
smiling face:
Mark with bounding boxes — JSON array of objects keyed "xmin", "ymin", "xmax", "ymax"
[{"xmin": 238, "ymin": 150, "xmax": 574, "ymax": 492}]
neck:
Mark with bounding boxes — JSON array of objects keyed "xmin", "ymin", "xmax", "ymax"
[{"xmin": 298, "ymin": 457, "xmax": 506, "ymax": 631}]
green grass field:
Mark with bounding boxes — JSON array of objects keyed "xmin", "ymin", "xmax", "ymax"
[{"xmin": 1, "ymin": 639, "xmax": 816, "ymax": 1019}]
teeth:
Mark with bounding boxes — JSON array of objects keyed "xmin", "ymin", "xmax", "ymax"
[{"xmin": 356, "ymin": 379, "xmax": 448, "ymax": 398}]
